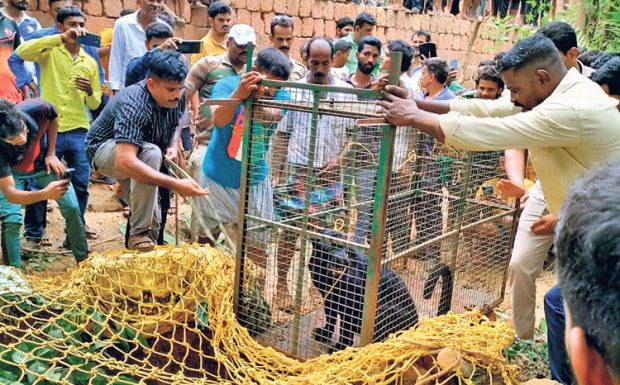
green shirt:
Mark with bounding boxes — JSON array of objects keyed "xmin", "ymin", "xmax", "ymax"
[{"xmin": 340, "ymin": 34, "xmax": 380, "ymax": 77}]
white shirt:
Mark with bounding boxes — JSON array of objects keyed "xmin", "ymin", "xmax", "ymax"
[
  {"xmin": 277, "ymin": 76, "xmax": 357, "ymax": 169},
  {"xmin": 393, "ymin": 73, "xmax": 422, "ymax": 170},
  {"xmin": 439, "ymin": 68, "xmax": 620, "ymax": 216},
  {"xmin": 108, "ymin": 11, "xmax": 165, "ymax": 91}
]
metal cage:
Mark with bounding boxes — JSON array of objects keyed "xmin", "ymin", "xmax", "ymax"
[{"xmin": 232, "ymin": 54, "xmax": 516, "ymax": 359}]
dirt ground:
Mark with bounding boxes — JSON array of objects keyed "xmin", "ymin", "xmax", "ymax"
[
  {"xmin": 22, "ymin": 183, "xmax": 193, "ymax": 272},
  {"xmin": 21, "ymin": 182, "xmax": 557, "ymax": 382}
]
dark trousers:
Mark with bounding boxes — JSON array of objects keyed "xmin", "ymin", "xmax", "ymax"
[
  {"xmin": 124, "ymin": 170, "xmax": 171, "ymax": 247},
  {"xmin": 24, "ymin": 129, "xmax": 90, "ymax": 240},
  {"xmin": 544, "ymin": 284, "xmax": 574, "ymax": 385}
]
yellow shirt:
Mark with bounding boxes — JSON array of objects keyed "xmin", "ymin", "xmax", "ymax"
[
  {"xmin": 100, "ymin": 27, "xmax": 113, "ymax": 80},
  {"xmin": 438, "ymin": 68, "xmax": 620, "ymax": 216},
  {"xmin": 190, "ymin": 31, "xmax": 226, "ymax": 66},
  {"xmin": 16, "ymin": 34, "xmax": 102, "ymax": 133}
]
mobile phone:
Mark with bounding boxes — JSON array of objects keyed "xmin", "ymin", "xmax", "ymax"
[
  {"xmin": 450, "ymin": 58, "xmax": 459, "ymax": 71},
  {"xmin": 418, "ymin": 42, "xmax": 437, "ymax": 59},
  {"xmin": 176, "ymin": 40, "xmax": 202, "ymax": 54},
  {"xmin": 62, "ymin": 168, "xmax": 75, "ymax": 180},
  {"xmin": 76, "ymin": 32, "xmax": 101, "ymax": 48}
]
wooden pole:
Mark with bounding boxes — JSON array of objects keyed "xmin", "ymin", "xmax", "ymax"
[{"xmin": 460, "ymin": 18, "xmax": 483, "ymax": 83}]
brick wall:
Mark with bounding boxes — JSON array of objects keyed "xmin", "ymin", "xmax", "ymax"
[{"xmin": 27, "ymin": 0, "xmax": 518, "ymax": 80}]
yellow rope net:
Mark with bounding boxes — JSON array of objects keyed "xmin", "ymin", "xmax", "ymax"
[{"xmin": 0, "ymin": 245, "xmax": 520, "ymax": 385}]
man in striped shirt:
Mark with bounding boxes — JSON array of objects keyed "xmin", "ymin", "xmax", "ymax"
[{"xmin": 86, "ymin": 50, "xmax": 208, "ymax": 251}]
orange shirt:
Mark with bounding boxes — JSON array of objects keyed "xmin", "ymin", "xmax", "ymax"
[{"xmin": 0, "ymin": 14, "xmax": 21, "ymax": 103}]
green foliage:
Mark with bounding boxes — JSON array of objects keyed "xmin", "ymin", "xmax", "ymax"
[
  {"xmin": 482, "ymin": 17, "xmax": 538, "ymax": 54},
  {"xmin": 559, "ymin": 0, "xmax": 620, "ymax": 51},
  {"xmin": 504, "ymin": 318, "xmax": 550, "ymax": 380},
  {"xmin": 0, "ymin": 296, "xmax": 144, "ymax": 385}
]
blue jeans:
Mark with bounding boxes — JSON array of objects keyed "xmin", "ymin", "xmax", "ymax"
[
  {"xmin": 24, "ymin": 129, "xmax": 90, "ymax": 240},
  {"xmin": 544, "ymin": 284, "xmax": 573, "ymax": 385},
  {"xmin": 1, "ymin": 170, "xmax": 87, "ymax": 267}
]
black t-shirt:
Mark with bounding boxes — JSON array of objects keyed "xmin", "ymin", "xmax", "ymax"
[{"xmin": 0, "ymin": 98, "xmax": 57, "ymax": 178}]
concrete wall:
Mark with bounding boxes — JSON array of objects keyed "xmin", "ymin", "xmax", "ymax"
[{"xmin": 27, "ymin": 0, "xmax": 518, "ymax": 80}]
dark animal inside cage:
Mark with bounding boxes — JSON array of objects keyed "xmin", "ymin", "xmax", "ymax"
[
  {"xmin": 422, "ymin": 261, "xmax": 454, "ymax": 316},
  {"xmin": 309, "ymin": 230, "xmax": 419, "ymax": 352}
]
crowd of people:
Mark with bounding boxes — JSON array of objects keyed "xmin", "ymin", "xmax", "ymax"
[{"xmin": 0, "ymin": 0, "xmax": 619, "ymax": 383}]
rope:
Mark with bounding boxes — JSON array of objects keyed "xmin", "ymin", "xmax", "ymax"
[{"xmin": 0, "ymin": 244, "xmax": 520, "ymax": 385}]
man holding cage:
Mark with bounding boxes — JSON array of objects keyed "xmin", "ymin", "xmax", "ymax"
[
  {"xmin": 194, "ymin": 48, "xmax": 291, "ymax": 289},
  {"xmin": 379, "ymin": 33, "xmax": 620, "ymax": 223}
]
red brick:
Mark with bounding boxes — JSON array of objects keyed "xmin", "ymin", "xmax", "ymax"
[
  {"xmin": 183, "ymin": 25, "xmax": 209, "ymax": 40},
  {"xmin": 293, "ymin": 16, "xmax": 303, "ymax": 37},
  {"xmin": 286, "ymin": 0, "xmax": 300, "ymax": 16},
  {"xmin": 460, "ymin": 34, "xmax": 469, "ymax": 51},
  {"xmin": 376, "ymin": 26, "xmax": 386, "ymax": 43},
  {"xmin": 255, "ymin": 33, "xmax": 269, "ymax": 50},
  {"xmin": 291, "ymin": 38, "xmax": 306, "ymax": 61},
  {"xmin": 272, "ymin": 0, "xmax": 285, "ymax": 13},
  {"xmin": 323, "ymin": 1, "xmax": 334, "ymax": 20},
  {"xmin": 236, "ymin": 8, "xmax": 251, "ymax": 25},
  {"xmin": 376, "ymin": 7, "xmax": 386, "ymax": 27},
  {"xmin": 420, "ymin": 14, "xmax": 431, "ymax": 32},
  {"xmin": 403, "ymin": 13, "xmax": 412, "ymax": 31},
  {"xmin": 247, "ymin": 0, "xmax": 260, "ymax": 11},
  {"xmin": 443, "ymin": 18, "xmax": 453, "ymax": 33},
  {"xmin": 451, "ymin": 34, "xmax": 460, "ymax": 50},
  {"xmin": 311, "ymin": 0, "xmax": 322, "ymax": 18},
  {"xmin": 313, "ymin": 18, "xmax": 324, "ymax": 37},
  {"xmin": 386, "ymin": 9, "xmax": 396, "ymax": 28},
  {"xmin": 301, "ymin": 17, "xmax": 314, "ymax": 37},
  {"xmin": 123, "ymin": 0, "xmax": 137, "ymax": 10},
  {"xmin": 458, "ymin": 20, "xmax": 469, "ymax": 35},
  {"xmin": 361, "ymin": 5, "xmax": 376, "ymax": 20},
  {"xmin": 251, "ymin": 12, "xmax": 264, "ymax": 35},
  {"xmin": 83, "ymin": 0, "xmax": 103, "ymax": 17},
  {"xmin": 334, "ymin": 3, "xmax": 347, "ymax": 21},
  {"xmin": 85, "ymin": 16, "xmax": 114, "ymax": 34},
  {"xmin": 190, "ymin": 5, "xmax": 209, "ymax": 27},
  {"xmin": 396, "ymin": 10, "xmax": 405, "ymax": 29},
  {"xmin": 447, "ymin": 18, "xmax": 456, "ymax": 34},
  {"xmin": 231, "ymin": 0, "xmax": 247, "ymax": 9},
  {"xmin": 102, "ymin": 0, "xmax": 122, "ymax": 17},
  {"xmin": 325, "ymin": 19, "xmax": 336, "ymax": 39},
  {"xmin": 473, "ymin": 38, "xmax": 484, "ymax": 52},
  {"xmin": 386, "ymin": 27, "xmax": 398, "ymax": 40},
  {"xmin": 261, "ymin": 0, "xmax": 274, "ymax": 12},
  {"xmin": 299, "ymin": 0, "xmax": 311, "ymax": 17},
  {"xmin": 343, "ymin": 3, "xmax": 356, "ymax": 20},
  {"xmin": 264, "ymin": 12, "xmax": 275, "ymax": 34}
]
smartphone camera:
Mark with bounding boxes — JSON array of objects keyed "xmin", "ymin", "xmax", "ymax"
[{"xmin": 62, "ymin": 168, "xmax": 76, "ymax": 180}]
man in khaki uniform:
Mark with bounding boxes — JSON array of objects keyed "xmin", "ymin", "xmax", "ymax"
[
  {"xmin": 378, "ymin": 34, "xmax": 620, "ymax": 327},
  {"xmin": 268, "ymin": 14, "xmax": 306, "ymax": 81}
]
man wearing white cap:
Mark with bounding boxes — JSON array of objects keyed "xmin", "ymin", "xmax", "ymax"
[{"xmin": 185, "ymin": 23, "xmax": 256, "ymax": 241}]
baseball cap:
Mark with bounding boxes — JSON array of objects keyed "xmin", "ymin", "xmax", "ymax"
[{"xmin": 229, "ymin": 24, "xmax": 256, "ymax": 46}]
